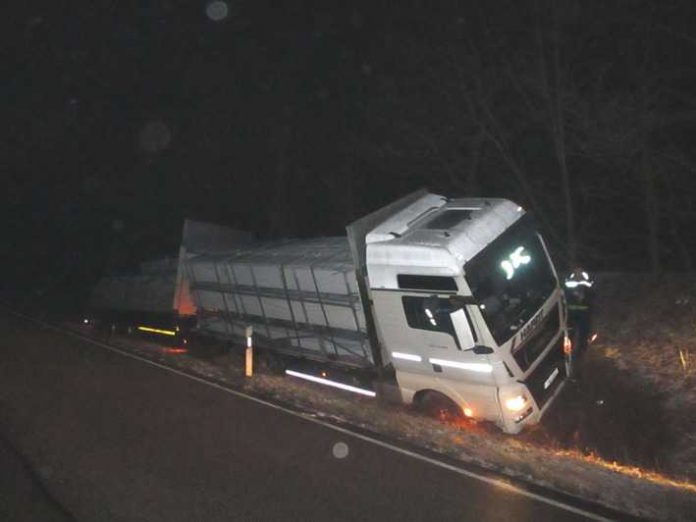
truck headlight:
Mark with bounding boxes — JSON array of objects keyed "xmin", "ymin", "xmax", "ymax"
[{"xmin": 504, "ymin": 394, "xmax": 528, "ymax": 413}]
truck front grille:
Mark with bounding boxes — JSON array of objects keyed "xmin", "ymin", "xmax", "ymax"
[
  {"xmin": 513, "ymin": 306, "xmax": 560, "ymax": 372},
  {"xmin": 523, "ymin": 337, "xmax": 566, "ymax": 410}
]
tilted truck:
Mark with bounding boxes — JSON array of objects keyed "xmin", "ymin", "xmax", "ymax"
[{"xmin": 93, "ymin": 190, "xmax": 571, "ymax": 434}]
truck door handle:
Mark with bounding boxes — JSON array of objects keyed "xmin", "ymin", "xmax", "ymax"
[{"xmin": 432, "ymin": 364, "xmax": 443, "ymax": 373}]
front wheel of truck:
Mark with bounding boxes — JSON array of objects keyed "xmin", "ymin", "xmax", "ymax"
[{"xmin": 414, "ymin": 391, "xmax": 463, "ymax": 422}]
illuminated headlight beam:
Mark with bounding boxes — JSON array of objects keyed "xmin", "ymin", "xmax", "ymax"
[
  {"xmin": 391, "ymin": 352, "xmax": 423, "ymax": 362},
  {"xmin": 285, "ymin": 370, "xmax": 376, "ymax": 397},
  {"xmin": 137, "ymin": 326, "xmax": 177, "ymax": 337},
  {"xmin": 504, "ymin": 395, "xmax": 528, "ymax": 412},
  {"xmin": 428, "ymin": 358, "xmax": 493, "ymax": 373}
]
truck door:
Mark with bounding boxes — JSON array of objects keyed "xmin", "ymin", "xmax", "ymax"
[
  {"xmin": 372, "ymin": 291, "xmax": 483, "ymax": 378},
  {"xmin": 401, "ymin": 295, "xmax": 493, "ymax": 381}
]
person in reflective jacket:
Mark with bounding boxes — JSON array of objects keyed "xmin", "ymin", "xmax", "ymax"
[{"xmin": 564, "ymin": 268, "xmax": 594, "ymax": 357}]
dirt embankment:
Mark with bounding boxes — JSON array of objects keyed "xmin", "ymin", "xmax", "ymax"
[
  {"xmin": 516, "ymin": 273, "xmax": 696, "ymax": 484},
  {"xmin": 587, "ymin": 273, "xmax": 696, "ymax": 480}
]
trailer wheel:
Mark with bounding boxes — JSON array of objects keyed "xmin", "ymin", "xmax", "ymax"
[
  {"xmin": 262, "ymin": 352, "xmax": 287, "ymax": 375},
  {"xmin": 414, "ymin": 391, "xmax": 462, "ymax": 422}
]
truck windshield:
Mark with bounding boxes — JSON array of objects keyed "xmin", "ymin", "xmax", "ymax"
[{"xmin": 464, "ymin": 217, "xmax": 556, "ymax": 345}]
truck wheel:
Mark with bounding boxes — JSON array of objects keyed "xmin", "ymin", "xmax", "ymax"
[
  {"xmin": 415, "ymin": 391, "xmax": 463, "ymax": 422},
  {"xmin": 263, "ymin": 352, "xmax": 287, "ymax": 374}
]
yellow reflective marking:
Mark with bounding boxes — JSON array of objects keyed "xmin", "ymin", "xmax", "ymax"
[{"xmin": 137, "ymin": 326, "xmax": 177, "ymax": 336}]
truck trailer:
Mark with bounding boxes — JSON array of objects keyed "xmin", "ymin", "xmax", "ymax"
[
  {"xmin": 89, "ymin": 219, "xmax": 253, "ymax": 338},
  {"xmin": 93, "ymin": 190, "xmax": 570, "ymax": 434}
]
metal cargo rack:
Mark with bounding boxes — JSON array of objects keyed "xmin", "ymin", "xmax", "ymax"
[{"xmin": 185, "ymin": 237, "xmax": 374, "ymax": 368}]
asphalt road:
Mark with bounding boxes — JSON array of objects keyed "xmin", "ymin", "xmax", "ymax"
[{"xmin": 0, "ymin": 312, "xmax": 602, "ymax": 521}]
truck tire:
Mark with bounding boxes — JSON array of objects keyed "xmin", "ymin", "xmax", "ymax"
[
  {"xmin": 262, "ymin": 352, "xmax": 287, "ymax": 375},
  {"xmin": 414, "ymin": 391, "xmax": 463, "ymax": 422}
]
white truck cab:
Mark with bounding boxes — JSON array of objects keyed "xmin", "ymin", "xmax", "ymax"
[{"xmin": 365, "ymin": 194, "xmax": 568, "ymax": 434}]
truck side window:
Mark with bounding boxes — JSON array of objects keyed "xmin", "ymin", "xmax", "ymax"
[
  {"xmin": 397, "ymin": 275, "xmax": 458, "ymax": 292},
  {"xmin": 402, "ymin": 296, "xmax": 456, "ymax": 338}
]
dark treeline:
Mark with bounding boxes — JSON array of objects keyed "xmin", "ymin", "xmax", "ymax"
[
  {"xmin": 6, "ymin": 1, "xmax": 696, "ymax": 298},
  {"xmin": 174, "ymin": 1, "xmax": 696, "ymax": 272},
  {"xmin": 351, "ymin": 1, "xmax": 696, "ymax": 273}
]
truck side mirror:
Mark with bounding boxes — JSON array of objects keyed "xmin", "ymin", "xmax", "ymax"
[{"xmin": 450, "ymin": 308, "xmax": 476, "ymax": 351}]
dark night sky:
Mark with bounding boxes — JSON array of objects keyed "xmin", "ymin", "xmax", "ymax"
[{"xmin": 5, "ymin": 1, "xmax": 696, "ymax": 303}]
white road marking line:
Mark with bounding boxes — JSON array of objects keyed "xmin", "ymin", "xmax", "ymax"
[{"xmin": 12, "ymin": 312, "xmax": 615, "ymax": 522}]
